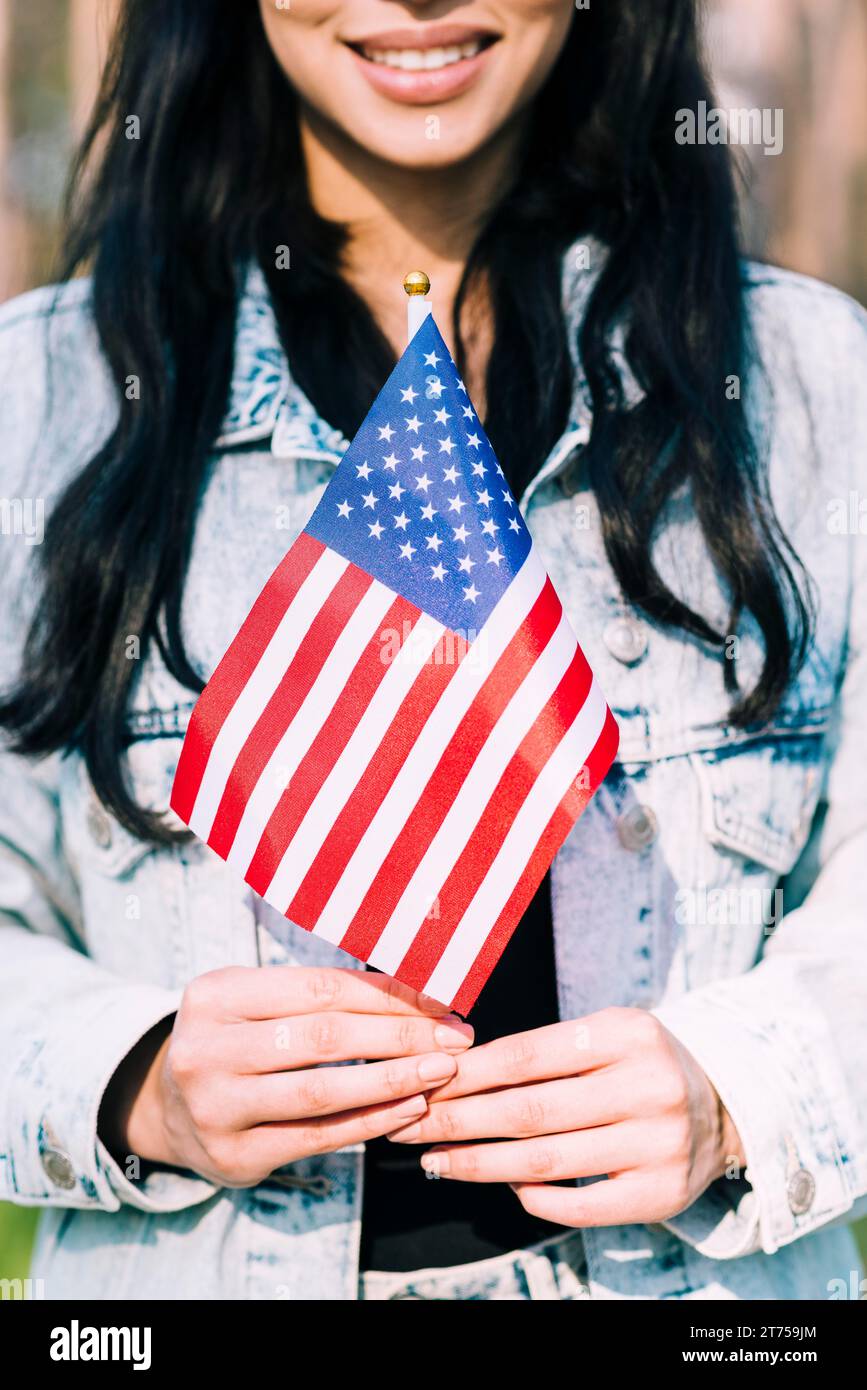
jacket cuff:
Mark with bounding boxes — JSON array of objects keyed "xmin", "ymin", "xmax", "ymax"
[
  {"xmin": 3, "ymin": 982, "xmax": 218, "ymax": 1214},
  {"xmin": 652, "ymin": 986, "xmax": 856, "ymax": 1259}
]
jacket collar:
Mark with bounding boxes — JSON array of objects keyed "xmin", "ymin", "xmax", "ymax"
[{"xmin": 215, "ymin": 236, "xmax": 610, "ymax": 505}]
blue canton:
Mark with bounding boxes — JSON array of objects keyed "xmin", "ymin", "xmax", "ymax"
[{"xmin": 305, "ymin": 314, "xmax": 532, "ymax": 632}]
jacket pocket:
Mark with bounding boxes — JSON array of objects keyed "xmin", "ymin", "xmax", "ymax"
[
  {"xmin": 64, "ymin": 708, "xmax": 192, "ymax": 880},
  {"xmin": 58, "ymin": 710, "xmax": 195, "ymax": 984},
  {"xmin": 689, "ymin": 732, "xmax": 826, "ymax": 876}
]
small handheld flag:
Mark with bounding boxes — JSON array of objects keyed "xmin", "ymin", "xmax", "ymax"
[{"xmin": 171, "ymin": 274, "xmax": 619, "ymax": 1013}]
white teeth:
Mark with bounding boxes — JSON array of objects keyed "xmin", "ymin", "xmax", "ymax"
[{"xmin": 361, "ymin": 39, "xmax": 483, "ymax": 71}]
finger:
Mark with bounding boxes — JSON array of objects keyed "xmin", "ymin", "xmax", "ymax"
[
  {"xmin": 229, "ymin": 1011, "xmax": 473, "ymax": 1073},
  {"xmin": 511, "ymin": 1174, "xmax": 655, "ymax": 1228},
  {"xmin": 418, "ymin": 1125, "xmax": 640, "ymax": 1184},
  {"xmin": 233, "ymin": 1051, "xmax": 460, "ymax": 1125},
  {"xmin": 428, "ymin": 1010, "xmax": 656, "ymax": 1102},
  {"xmin": 387, "ymin": 1074, "xmax": 629, "ymax": 1145},
  {"xmin": 189, "ymin": 964, "xmax": 452, "ymax": 1023},
  {"xmin": 426, "ymin": 1019, "xmax": 620, "ymax": 1101},
  {"xmin": 250, "ymin": 1092, "xmax": 441, "ymax": 1170}
]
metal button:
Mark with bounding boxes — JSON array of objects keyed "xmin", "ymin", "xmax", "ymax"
[
  {"xmin": 617, "ymin": 804, "xmax": 658, "ymax": 852},
  {"xmin": 603, "ymin": 617, "xmax": 648, "ymax": 665},
  {"xmin": 787, "ymin": 1167, "xmax": 816, "ymax": 1216},
  {"xmin": 41, "ymin": 1147, "xmax": 76, "ymax": 1190},
  {"xmin": 86, "ymin": 799, "xmax": 113, "ymax": 849}
]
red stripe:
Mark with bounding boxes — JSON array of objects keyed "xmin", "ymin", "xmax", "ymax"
[
  {"xmin": 244, "ymin": 595, "xmax": 422, "ymax": 897},
  {"xmin": 337, "ymin": 579, "xmax": 563, "ymax": 963},
  {"xmin": 286, "ymin": 630, "xmax": 468, "ymax": 930},
  {"xmin": 171, "ymin": 532, "xmax": 324, "ymax": 823},
  {"xmin": 451, "ymin": 705, "xmax": 620, "ymax": 1016},
  {"xmin": 206, "ymin": 564, "xmax": 373, "ymax": 860},
  {"xmin": 395, "ymin": 642, "xmax": 593, "ymax": 992}
]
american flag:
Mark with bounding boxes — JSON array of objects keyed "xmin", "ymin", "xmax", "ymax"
[{"xmin": 171, "ymin": 313, "xmax": 618, "ymax": 1013}]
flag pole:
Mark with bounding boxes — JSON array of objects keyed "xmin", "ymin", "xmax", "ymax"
[{"xmin": 404, "ymin": 270, "xmax": 431, "ymax": 346}]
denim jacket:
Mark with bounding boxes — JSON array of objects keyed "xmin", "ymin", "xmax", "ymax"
[{"xmin": 1, "ymin": 242, "xmax": 866, "ymax": 1300}]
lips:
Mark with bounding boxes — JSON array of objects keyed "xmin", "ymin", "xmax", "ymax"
[{"xmin": 342, "ymin": 25, "xmax": 501, "ymax": 105}]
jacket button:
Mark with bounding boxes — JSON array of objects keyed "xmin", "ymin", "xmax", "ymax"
[
  {"xmin": 41, "ymin": 1146, "xmax": 77, "ymax": 1190},
  {"xmin": 86, "ymin": 799, "xmax": 113, "ymax": 849},
  {"xmin": 617, "ymin": 805, "xmax": 658, "ymax": 852},
  {"xmin": 603, "ymin": 617, "xmax": 648, "ymax": 665},
  {"xmin": 787, "ymin": 1167, "xmax": 816, "ymax": 1216}
]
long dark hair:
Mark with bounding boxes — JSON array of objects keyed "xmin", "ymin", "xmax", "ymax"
[{"xmin": 0, "ymin": 0, "xmax": 812, "ymax": 843}]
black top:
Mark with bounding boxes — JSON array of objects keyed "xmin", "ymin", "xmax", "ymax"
[{"xmin": 360, "ymin": 871, "xmax": 569, "ymax": 1271}]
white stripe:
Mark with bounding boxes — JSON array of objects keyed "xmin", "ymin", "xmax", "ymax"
[
  {"xmin": 367, "ymin": 613, "xmax": 578, "ymax": 974},
  {"xmin": 424, "ymin": 681, "xmax": 609, "ymax": 1005},
  {"xmin": 262, "ymin": 613, "xmax": 446, "ymax": 911},
  {"xmin": 226, "ymin": 580, "xmax": 398, "ymax": 871},
  {"xmin": 308, "ymin": 549, "xmax": 549, "ymax": 945},
  {"xmin": 188, "ymin": 548, "xmax": 348, "ymax": 840}
]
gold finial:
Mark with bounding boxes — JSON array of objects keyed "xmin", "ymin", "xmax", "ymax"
[{"xmin": 403, "ymin": 270, "xmax": 430, "ymax": 297}]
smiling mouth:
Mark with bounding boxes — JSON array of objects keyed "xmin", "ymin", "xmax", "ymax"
[{"xmin": 345, "ymin": 31, "xmax": 500, "ymax": 74}]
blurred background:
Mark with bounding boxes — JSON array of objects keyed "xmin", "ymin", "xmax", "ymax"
[{"xmin": 0, "ymin": 0, "xmax": 865, "ymax": 1290}]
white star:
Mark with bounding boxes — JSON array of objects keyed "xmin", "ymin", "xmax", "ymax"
[
  {"xmin": 399, "ymin": 540, "xmax": 417, "ymax": 560},
  {"xmin": 427, "ymin": 377, "xmax": 445, "ymax": 399},
  {"xmin": 361, "ymin": 490, "xmax": 378, "ymax": 509},
  {"xmin": 393, "ymin": 511, "xmax": 410, "ymax": 531},
  {"xmin": 447, "ymin": 494, "xmax": 467, "ymax": 514},
  {"xmin": 466, "ymin": 432, "xmax": 482, "ymax": 449},
  {"xmin": 476, "ymin": 488, "xmax": 493, "ymax": 507},
  {"xmin": 457, "ymin": 554, "xmax": 476, "ymax": 573},
  {"xmin": 495, "ymin": 462, "xmax": 504, "ymax": 477},
  {"xmin": 400, "ymin": 385, "xmax": 418, "ymax": 403},
  {"xmin": 452, "ymin": 523, "xmax": 470, "ymax": 543},
  {"xmin": 414, "ymin": 473, "xmax": 433, "ymax": 493},
  {"xmin": 508, "ymin": 516, "xmax": 521, "ymax": 533},
  {"xmin": 471, "ymin": 460, "xmax": 487, "ymax": 477},
  {"xmin": 382, "ymin": 452, "xmax": 400, "ymax": 472},
  {"xmin": 481, "ymin": 517, "xmax": 499, "ymax": 538},
  {"xmin": 462, "ymin": 404, "xmax": 475, "ymax": 418},
  {"xmin": 356, "ymin": 461, "xmax": 372, "ymax": 480},
  {"xmin": 430, "ymin": 562, "xmax": 447, "ymax": 582},
  {"xmin": 502, "ymin": 490, "xmax": 514, "ymax": 506},
  {"xmin": 426, "ymin": 532, "xmax": 444, "ymax": 552},
  {"xmin": 438, "ymin": 436, "xmax": 456, "ymax": 455},
  {"xmin": 378, "ymin": 423, "xmax": 395, "ymax": 442},
  {"xmin": 486, "ymin": 546, "xmax": 504, "ymax": 567},
  {"xmin": 456, "ymin": 378, "xmax": 468, "ymax": 394},
  {"xmin": 368, "ymin": 520, "xmax": 384, "ymax": 540},
  {"xmin": 388, "ymin": 480, "xmax": 406, "ymax": 500},
  {"xmin": 463, "ymin": 583, "xmax": 480, "ymax": 603},
  {"xmin": 423, "ymin": 350, "xmax": 441, "ymax": 367},
  {"xmin": 336, "ymin": 500, "xmax": 353, "ymax": 519},
  {"xmin": 442, "ymin": 464, "xmax": 459, "ymax": 485},
  {"xmin": 433, "ymin": 407, "xmax": 452, "ymax": 425},
  {"xmin": 405, "ymin": 415, "xmax": 422, "ymax": 434},
  {"xmin": 420, "ymin": 502, "xmax": 437, "ymax": 522}
]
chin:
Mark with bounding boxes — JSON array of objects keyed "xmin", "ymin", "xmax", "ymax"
[{"xmin": 350, "ymin": 118, "xmax": 496, "ymax": 171}]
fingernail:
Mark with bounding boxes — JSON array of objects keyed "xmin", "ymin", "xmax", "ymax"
[
  {"xmin": 388, "ymin": 1123, "xmax": 421, "ymax": 1143},
  {"xmin": 434, "ymin": 1018, "xmax": 474, "ymax": 1051},
  {"xmin": 418, "ymin": 991, "xmax": 448, "ymax": 1013},
  {"xmin": 417, "ymin": 1053, "xmax": 457, "ymax": 1083},
  {"xmin": 393, "ymin": 1094, "xmax": 427, "ymax": 1120},
  {"xmin": 421, "ymin": 1150, "xmax": 450, "ymax": 1176}
]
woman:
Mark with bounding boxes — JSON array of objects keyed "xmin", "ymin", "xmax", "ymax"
[{"xmin": 0, "ymin": 0, "xmax": 865, "ymax": 1302}]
